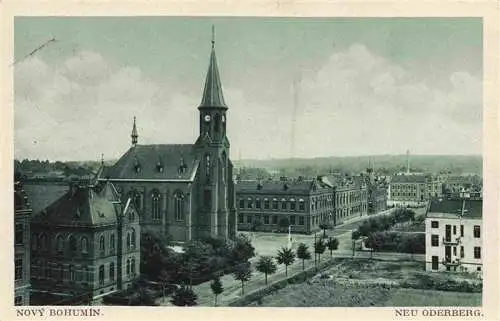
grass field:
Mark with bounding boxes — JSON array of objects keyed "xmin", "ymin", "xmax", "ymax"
[{"xmin": 385, "ymin": 288, "xmax": 481, "ymax": 306}]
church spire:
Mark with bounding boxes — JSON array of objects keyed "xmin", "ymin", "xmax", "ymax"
[
  {"xmin": 199, "ymin": 25, "xmax": 227, "ymax": 109},
  {"xmin": 131, "ymin": 116, "xmax": 138, "ymax": 146}
]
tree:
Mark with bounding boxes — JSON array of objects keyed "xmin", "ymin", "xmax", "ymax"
[
  {"xmin": 351, "ymin": 230, "xmax": 360, "ymax": 257},
  {"xmin": 230, "ymin": 234, "xmax": 255, "ymax": 264},
  {"xmin": 326, "ymin": 237, "xmax": 339, "ymax": 258},
  {"xmin": 255, "ymin": 256, "xmax": 277, "ymax": 285},
  {"xmin": 365, "ymin": 232, "xmax": 384, "ymax": 258},
  {"xmin": 296, "ymin": 243, "xmax": 312, "ymax": 271},
  {"xmin": 319, "ymin": 222, "xmax": 330, "ymax": 238},
  {"xmin": 278, "ymin": 217, "xmax": 290, "ymax": 232},
  {"xmin": 314, "ymin": 239, "xmax": 326, "ymax": 268},
  {"xmin": 233, "ymin": 262, "xmax": 252, "ymax": 295},
  {"xmin": 276, "ymin": 247, "xmax": 295, "ymax": 276},
  {"xmin": 210, "ymin": 276, "xmax": 224, "ymax": 307},
  {"xmin": 170, "ymin": 285, "xmax": 198, "ymax": 306}
]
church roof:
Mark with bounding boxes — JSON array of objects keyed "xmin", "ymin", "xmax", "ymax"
[
  {"xmin": 31, "ymin": 182, "xmax": 128, "ymax": 226},
  {"xmin": 101, "ymin": 144, "xmax": 199, "ymax": 181},
  {"xmin": 199, "ymin": 45, "xmax": 227, "ymax": 109}
]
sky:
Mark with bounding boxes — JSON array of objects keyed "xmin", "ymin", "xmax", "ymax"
[{"xmin": 14, "ymin": 17, "xmax": 483, "ymax": 162}]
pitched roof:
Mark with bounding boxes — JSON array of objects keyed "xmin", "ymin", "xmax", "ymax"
[
  {"xmin": 199, "ymin": 47, "xmax": 227, "ymax": 109},
  {"xmin": 236, "ymin": 179, "xmax": 330, "ymax": 195},
  {"xmin": 101, "ymin": 144, "xmax": 199, "ymax": 181},
  {"xmin": 31, "ymin": 182, "xmax": 127, "ymax": 226},
  {"xmin": 23, "ymin": 182, "xmax": 69, "ymax": 215},
  {"xmin": 427, "ymin": 198, "xmax": 482, "ymax": 219},
  {"xmin": 391, "ymin": 174, "xmax": 426, "ymax": 183}
]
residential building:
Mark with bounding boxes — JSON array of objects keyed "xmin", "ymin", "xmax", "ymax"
[
  {"xmin": 425, "ymin": 193, "xmax": 482, "ymax": 276},
  {"xmin": 235, "ymin": 176, "xmax": 334, "ymax": 234},
  {"xmin": 389, "ymin": 174, "xmax": 427, "ymax": 207},
  {"xmin": 97, "ymin": 35, "xmax": 237, "ymax": 242},
  {"xmin": 30, "ymin": 181, "xmax": 140, "ymax": 305},
  {"xmin": 329, "ymin": 175, "xmax": 368, "ymax": 225},
  {"xmin": 14, "ymin": 167, "xmax": 32, "ymax": 306}
]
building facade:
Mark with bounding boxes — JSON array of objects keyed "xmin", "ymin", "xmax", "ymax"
[
  {"xmin": 14, "ymin": 169, "xmax": 32, "ymax": 306},
  {"xmin": 98, "ymin": 37, "xmax": 237, "ymax": 242},
  {"xmin": 235, "ymin": 177, "xmax": 333, "ymax": 234},
  {"xmin": 364, "ymin": 169, "xmax": 388, "ymax": 214},
  {"xmin": 425, "ymin": 194, "xmax": 482, "ymax": 276},
  {"xmin": 331, "ymin": 176, "xmax": 368, "ymax": 225},
  {"xmin": 30, "ymin": 181, "xmax": 140, "ymax": 305},
  {"xmin": 389, "ymin": 174, "xmax": 427, "ymax": 207}
]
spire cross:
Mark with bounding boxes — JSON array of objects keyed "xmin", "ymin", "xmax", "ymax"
[{"xmin": 211, "ymin": 25, "xmax": 215, "ymax": 49}]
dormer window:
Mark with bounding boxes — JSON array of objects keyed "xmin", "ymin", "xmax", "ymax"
[
  {"xmin": 156, "ymin": 162, "xmax": 164, "ymax": 173},
  {"xmin": 178, "ymin": 157, "xmax": 188, "ymax": 175},
  {"xmin": 133, "ymin": 158, "xmax": 141, "ymax": 173}
]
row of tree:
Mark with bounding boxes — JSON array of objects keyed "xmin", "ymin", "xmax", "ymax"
[{"xmin": 364, "ymin": 232, "xmax": 425, "ymax": 258}]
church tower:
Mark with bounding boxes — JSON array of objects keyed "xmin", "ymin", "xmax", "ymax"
[{"xmin": 195, "ymin": 26, "xmax": 231, "ymax": 238}]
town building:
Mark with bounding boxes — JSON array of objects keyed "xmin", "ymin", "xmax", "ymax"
[
  {"xmin": 425, "ymin": 192, "xmax": 482, "ymax": 276},
  {"xmin": 14, "ymin": 167, "xmax": 32, "ymax": 306},
  {"xmin": 235, "ymin": 176, "xmax": 333, "ymax": 234},
  {"xmin": 29, "ymin": 181, "xmax": 140, "ymax": 305},
  {"xmin": 98, "ymin": 34, "xmax": 237, "ymax": 242},
  {"xmin": 329, "ymin": 175, "xmax": 368, "ymax": 225},
  {"xmin": 388, "ymin": 174, "xmax": 427, "ymax": 207},
  {"xmin": 425, "ymin": 175, "xmax": 444, "ymax": 200}
]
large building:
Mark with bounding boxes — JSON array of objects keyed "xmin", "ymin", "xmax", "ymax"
[
  {"xmin": 330, "ymin": 175, "xmax": 368, "ymax": 225},
  {"xmin": 364, "ymin": 170, "xmax": 388, "ymax": 214},
  {"xmin": 98, "ymin": 36, "xmax": 237, "ymax": 242},
  {"xmin": 389, "ymin": 174, "xmax": 427, "ymax": 207},
  {"xmin": 30, "ymin": 181, "xmax": 140, "ymax": 305},
  {"xmin": 425, "ymin": 193, "xmax": 482, "ymax": 276},
  {"xmin": 14, "ymin": 167, "xmax": 32, "ymax": 306},
  {"xmin": 235, "ymin": 177, "xmax": 334, "ymax": 234}
]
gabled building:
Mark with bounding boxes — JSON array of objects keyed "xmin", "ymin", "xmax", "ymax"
[
  {"xmin": 98, "ymin": 34, "xmax": 237, "ymax": 242},
  {"xmin": 30, "ymin": 181, "xmax": 140, "ymax": 305},
  {"xmin": 14, "ymin": 166, "xmax": 32, "ymax": 306},
  {"xmin": 425, "ymin": 193, "xmax": 482, "ymax": 276}
]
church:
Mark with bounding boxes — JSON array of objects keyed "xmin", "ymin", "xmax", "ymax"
[{"xmin": 98, "ymin": 32, "xmax": 238, "ymax": 242}]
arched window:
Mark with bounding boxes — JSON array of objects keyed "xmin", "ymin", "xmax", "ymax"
[
  {"xmin": 126, "ymin": 259, "xmax": 131, "ymax": 276},
  {"xmin": 205, "ymin": 154, "xmax": 211, "ymax": 182},
  {"xmin": 129, "ymin": 190, "xmax": 142, "ymax": 213},
  {"xmin": 81, "ymin": 237, "xmax": 88, "ymax": 254},
  {"xmin": 99, "ymin": 235, "xmax": 105, "ymax": 255},
  {"xmin": 69, "ymin": 265, "xmax": 75, "ymax": 282},
  {"xmin": 127, "ymin": 233, "xmax": 131, "ymax": 250},
  {"xmin": 131, "ymin": 257, "xmax": 136, "ymax": 274},
  {"xmin": 152, "ymin": 190, "xmax": 161, "ymax": 221},
  {"xmin": 214, "ymin": 114, "xmax": 220, "ymax": 134},
  {"xmin": 56, "ymin": 235, "xmax": 64, "ymax": 253},
  {"xmin": 109, "ymin": 262, "xmax": 115, "ymax": 280},
  {"xmin": 99, "ymin": 265, "xmax": 105, "ymax": 285},
  {"xmin": 174, "ymin": 192, "xmax": 185, "ymax": 222},
  {"xmin": 110, "ymin": 234, "xmax": 115, "ymax": 253},
  {"xmin": 221, "ymin": 152, "xmax": 227, "ymax": 183},
  {"xmin": 131, "ymin": 229, "xmax": 136, "ymax": 248}
]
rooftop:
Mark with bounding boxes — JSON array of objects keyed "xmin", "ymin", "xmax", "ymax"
[{"xmin": 427, "ymin": 198, "xmax": 482, "ymax": 220}]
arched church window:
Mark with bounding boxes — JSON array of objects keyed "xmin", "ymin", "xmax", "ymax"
[
  {"xmin": 152, "ymin": 190, "xmax": 161, "ymax": 221},
  {"xmin": 68, "ymin": 235, "xmax": 77, "ymax": 254},
  {"xmin": 81, "ymin": 236, "xmax": 88, "ymax": 254},
  {"xmin": 221, "ymin": 152, "xmax": 227, "ymax": 183},
  {"xmin": 56, "ymin": 235, "xmax": 64, "ymax": 253},
  {"xmin": 174, "ymin": 192, "xmax": 185, "ymax": 222},
  {"xmin": 214, "ymin": 114, "xmax": 220, "ymax": 133}
]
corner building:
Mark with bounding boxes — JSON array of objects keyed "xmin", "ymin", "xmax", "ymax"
[{"xmin": 99, "ymin": 37, "xmax": 237, "ymax": 242}]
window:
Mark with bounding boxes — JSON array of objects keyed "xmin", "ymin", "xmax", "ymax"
[
  {"xmin": 473, "ymin": 225, "xmax": 480, "ymax": 238},
  {"xmin": 290, "ymin": 200, "xmax": 296, "ymax": 211},
  {"xmin": 256, "ymin": 198, "xmax": 261, "ymax": 209},
  {"xmin": 290, "ymin": 215, "xmax": 296, "ymax": 225},
  {"xmin": 281, "ymin": 199, "xmax": 287, "ymax": 210},
  {"xmin": 431, "ymin": 221, "xmax": 439, "ymax": 228},
  {"xmin": 205, "ymin": 154, "xmax": 211, "ymax": 182},
  {"xmin": 81, "ymin": 237, "xmax": 88, "ymax": 254},
  {"xmin": 174, "ymin": 192, "xmax": 185, "ymax": 221},
  {"xmin": 15, "ymin": 223, "xmax": 23, "ymax": 245},
  {"xmin": 247, "ymin": 198, "xmax": 253, "ymax": 209},
  {"xmin": 474, "ymin": 247, "xmax": 481, "ymax": 259},
  {"xmin": 99, "ymin": 235, "xmax": 105, "ymax": 255},
  {"xmin": 131, "ymin": 229, "xmax": 136, "ymax": 248},
  {"xmin": 272, "ymin": 215, "xmax": 277, "ymax": 225},
  {"xmin": 69, "ymin": 235, "xmax": 77, "ymax": 254},
  {"xmin": 264, "ymin": 199, "xmax": 270, "ymax": 210},
  {"xmin": 15, "ymin": 258, "xmax": 22, "ymax": 280},
  {"xmin": 204, "ymin": 190, "xmax": 211, "ymax": 209},
  {"xmin": 264, "ymin": 215, "xmax": 269, "ymax": 225},
  {"xmin": 239, "ymin": 199, "xmax": 244, "ymax": 209},
  {"xmin": 431, "ymin": 235, "xmax": 439, "ymax": 247},
  {"xmin": 131, "ymin": 257, "xmax": 136, "ymax": 274},
  {"xmin": 152, "ymin": 190, "xmax": 161, "ymax": 220},
  {"xmin": 110, "ymin": 234, "xmax": 115, "ymax": 253},
  {"xmin": 299, "ymin": 199, "xmax": 305, "ymax": 211},
  {"xmin": 453, "ymin": 247, "xmax": 457, "ymax": 256},
  {"xmin": 299, "ymin": 216, "xmax": 305, "ymax": 226},
  {"xmin": 127, "ymin": 233, "xmax": 131, "ymax": 249},
  {"xmin": 460, "ymin": 225, "xmax": 464, "ymax": 237},
  {"xmin": 56, "ymin": 235, "xmax": 64, "ymax": 253},
  {"xmin": 453, "ymin": 225, "xmax": 456, "ymax": 235},
  {"xmin": 246, "ymin": 215, "xmax": 252, "ymax": 224},
  {"xmin": 99, "ymin": 265, "xmax": 105, "ymax": 285},
  {"xmin": 477, "ymin": 266, "xmax": 482, "ymax": 272},
  {"xmin": 69, "ymin": 265, "xmax": 75, "ymax": 282},
  {"xmin": 460, "ymin": 246, "xmax": 464, "ymax": 258},
  {"xmin": 273, "ymin": 199, "xmax": 278, "ymax": 210},
  {"xmin": 110, "ymin": 262, "xmax": 115, "ymax": 280},
  {"xmin": 238, "ymin": 214, "xmax": 244, "ymax": 223},
  {"xmin": 126, "ymin": 259, "xmax": 131, "ymax": 276}
]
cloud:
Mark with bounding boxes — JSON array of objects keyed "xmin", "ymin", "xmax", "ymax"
[{"xmin": 14, "ymin": 44, "xmax": 482, "ymax": 162}]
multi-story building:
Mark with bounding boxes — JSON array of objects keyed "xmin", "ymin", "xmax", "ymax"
[
  {"xmin": 330, "ymin": 175, "xmax": 368, "ymax": 225},
  {"xmin": 425, "ymin": 193, "xmax": 482, "ymax": 276},
  {"xmin": 14, "ymin": 167, "xmax": 32, "ymax": 306},
  {"xmin": 30, "ymin": 181, "xmax": 140, "ymax": 305},
  {"xmin": 98, "ymin": 34, "xmax": 237, "ymax": 242},
  {"xmin": 389, "ymin": 174, "xmax": 427, "ymax": 207},
  {"xmin": 235, "ymin": 176, "xmax": 334, "ymax": 234},
  {"xmin": 425, "ymin": 175, "xmax": 443, "ymax": 200},
  {"xmin": 364, "ymin": 169, "xmax": 388, "ymax": 214}
]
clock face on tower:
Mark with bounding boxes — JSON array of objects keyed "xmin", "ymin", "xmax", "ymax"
[{"xmin": 204, "ymin": 115, "xmax": 211, "ymax": 122}]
